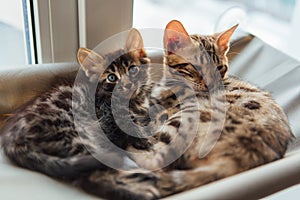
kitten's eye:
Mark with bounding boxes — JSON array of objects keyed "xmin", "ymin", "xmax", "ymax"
[
  {"xmin": 107, "ymin": 74, "xmax": 117, "ymax": 82},
  {"xmin": 128, "ymin": 65, "xmax": 139, "ymax": 75}
]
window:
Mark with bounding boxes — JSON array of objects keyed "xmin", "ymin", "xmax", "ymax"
[
  {"xmin": 0, "ymin": 0, "xmax": 27, "ymax": 65},
  {"xmin": 0, "ymin": 0, "xmax": 134, "ymax": 66},
  {"xmin": 133, "ymin": 0, "xmax": 297, "ymax": 53}
]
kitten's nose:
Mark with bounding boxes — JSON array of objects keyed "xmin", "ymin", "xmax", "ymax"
[
  {"xmin": 121, "ymin": 76, "xmax": 133, "ymax": 90},
  {"xmin": 125, "ymin": 83, "xmax": 133, "ymax": 89}
]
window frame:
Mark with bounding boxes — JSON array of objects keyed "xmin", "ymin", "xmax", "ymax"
[{"xmin": 31, "ymin": 0, "xmax": 133, "ymax": 64}]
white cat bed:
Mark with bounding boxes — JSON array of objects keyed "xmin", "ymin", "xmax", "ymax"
[{"xmin": 0, "ymin": 34, "xmax": 300, "ymax": 199}]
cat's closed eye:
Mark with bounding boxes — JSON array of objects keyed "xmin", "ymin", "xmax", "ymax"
[{"xmin": 128, "ymin": 65, "xmax": 139, "ymax": 76}]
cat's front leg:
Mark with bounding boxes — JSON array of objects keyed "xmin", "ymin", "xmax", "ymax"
[
  {"xmin": 131, "ymin": 137, "xmax": 153, "ymax": 150},
  {"xmin": 127, "ymin": 141, "xmax": 166, "ymax": 170},
  {"xmin": 129, "ymin": 114, "xmax": 197, "ymax": 170}
]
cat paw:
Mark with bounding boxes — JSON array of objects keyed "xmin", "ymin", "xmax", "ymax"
[
  {"xmin": 141, "ymin": 154, "xmax": 164, "ymax": 170},
  {"xmin": 119, "ymin": 170, "xmax": 159, "ymax": 183},
  {"xmin": 129, "ymin": 152, "xmax": 164, "ymax": 170},
  {"xmin": 132, "ymin": 138, "xmax": 153, "ymax": 150},
  {"xmin": 117, "ymin": 171, "xmax": 160, "ymax": 200}
]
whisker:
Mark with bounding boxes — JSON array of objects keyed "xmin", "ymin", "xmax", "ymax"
[{"xmin": 227, "ymin": 51, "xmax": 241, "ymax": 56}]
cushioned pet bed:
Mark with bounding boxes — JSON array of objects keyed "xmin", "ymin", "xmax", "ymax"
[{"xmin": 0, "ymin": 33, "xmax": 299, "ymax": 199}]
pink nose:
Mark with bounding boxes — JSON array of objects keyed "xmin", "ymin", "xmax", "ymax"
[{"xmin": 124, "ymin": 83, "xmax": 133, "ymax": 90}]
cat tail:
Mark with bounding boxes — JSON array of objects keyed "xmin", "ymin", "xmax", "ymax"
[{"xmin": 2, "ymin": 145, "xmax": 132, "ymax": 180}]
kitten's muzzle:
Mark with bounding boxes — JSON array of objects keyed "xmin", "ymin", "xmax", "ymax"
[
  {"xmin": 120, "ymin": 76, "xmax": 135, "ymax": 90},
  {"xmin": 114, "ymin": 76, "xmax": 137, "ymax": 99},
  {"xmin": 124, "ymin": 82, "xmax": 134, "ymax": 90}
]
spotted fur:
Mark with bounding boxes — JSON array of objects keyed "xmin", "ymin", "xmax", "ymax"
[
  {"xmin": 1, "ymin": 22, "xmax": 294, "ymax": 200},
  {"xmin": 111, "ymin": 20, "xmax": 294, "ymax": 198},
  {"xmin": 0, "ymin": 29, "xmax": 160, "ymax": 200},
  {"xmin": 75, "ymin": 21, "xmax": 294, "ymax": 200}
]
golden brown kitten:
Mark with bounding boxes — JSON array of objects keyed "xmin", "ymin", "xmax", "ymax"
[{"xmin": 130, "ymin": 20, "xmax": 295, "ymax": 197}]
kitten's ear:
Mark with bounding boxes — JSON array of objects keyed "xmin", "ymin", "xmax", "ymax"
[
  {"xmin": 77, "ymin": 48, "xmax": 104, "ymax": 79},
  {"xmin": 125, "ymin": 28, "xmax": 146, "ymax": 57},
  {"xmin": 164, "ymin": 20, "xmax": 192, "ymax": 54},
  {"xmin": 216, "ymin": 24, "xmax": 239, "ymax": 54}
]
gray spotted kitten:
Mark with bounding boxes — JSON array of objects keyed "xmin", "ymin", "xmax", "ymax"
[{"xmin": 0, "ymin": 29, "xmax": 153, "ymax": 182}]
